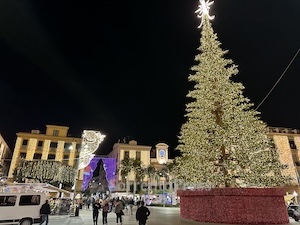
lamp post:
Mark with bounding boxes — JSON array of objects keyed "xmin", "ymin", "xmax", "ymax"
[
  {"xmin": 163, "ymin": 175, "xmax": 166, "ymax": 207},
  {"xmin": 71, "ymin": 130, "xmax": 105, "ymax": 216},
  {"xmin": 159, "ymin": 172, "xmax": 166, "ymax": 207}
]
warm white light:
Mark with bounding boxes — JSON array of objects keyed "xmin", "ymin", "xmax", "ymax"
[
  {"xmin": 78, "ymin": 130, "xmax": 106, "ymax": 169},
  {"xmin": 195, "ymin": 0, "xmax": 215, "ymax": 28}
]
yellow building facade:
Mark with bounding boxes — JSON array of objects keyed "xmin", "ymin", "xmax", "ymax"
[
  {"xmin": 0, "ymin": 134, "xmax": 12, "ymax": 177},
  {"xmin": 7, "ymin": 124, "xmax": 300, "ymax": 198},
  {"xmin": 108, "ymin": 140, "xmax": 151, "ymax": 184},
  {"xmin": 107, "ymin": 140, "xmax": 173, "ymax": 191},
  {"xmin": 7, "ymin": 125, "xmax": 83, "ymax": 191},
  {"xmin": 267, "ymin": 127, "xmax": 300, "ymax": 195}
]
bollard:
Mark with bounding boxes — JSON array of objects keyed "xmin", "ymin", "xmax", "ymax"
[{"xmin": 75, "ymin": 206, "xmax": 79, "ymax": 216}]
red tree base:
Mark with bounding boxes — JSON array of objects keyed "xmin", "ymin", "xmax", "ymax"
[{"xmin": 177, "ymin": 188, "xmax": 289, "ymax": 224}]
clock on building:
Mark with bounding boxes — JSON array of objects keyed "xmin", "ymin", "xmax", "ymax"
[
  {"xmin": 158, "ymin": 149, "xmax": 166, "ymax": 164},
  {"xmin": 155, "ymin": 143, "xmax": 169, "ymax": 164},
  {"xmin": 159, "ymin": 149, "xmax": 165, "ymax": 158}
]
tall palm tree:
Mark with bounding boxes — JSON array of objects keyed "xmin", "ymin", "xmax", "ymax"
[
  {"xmin": 165, "ymin": 160, "xmax": 178, "ymax": 192},
  {"xmin": 145, "ymin": 165, "xmax": 156, "ymax": 194},
  {"xmin": 157, "ymin": 164, "xmax": 173, "ymax": 195},
  {"xmin": 166, "ymin": 161, "xmax": 178, "ymax": 182},
  {"xmin": 132, "ymin": 158, "xmax": 151, "ymax": 194},
  {"xmin": 131, "ymin": 158, "xmax": 142, "ymax": 195},
  {"xmin": 119, "ymin": 158, "xmax": 134, "ymax": 192},
  {"xmin": 132, "ymin": 159, "xmax": 142, "ymax": 180}
]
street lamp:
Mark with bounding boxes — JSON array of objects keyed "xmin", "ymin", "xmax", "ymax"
[{"xmin": 159, "ymin": 172, "xmax": 166, "ymax": 207}]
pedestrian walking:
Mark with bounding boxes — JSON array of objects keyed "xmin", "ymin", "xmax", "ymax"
[
  {"xmin": 114, "ymin": 199, "xmax": 124, "ymax": 225},
  {"xmin": 102, "ymin": 200, "xmax": 109, "ymax": 224},
  {"xmin": 87, "ymin": 197, "xmax": 91, "ymax": 210},
  {"xmin": 136, "ymin": 201, "xmax": 150, "ymax": 225},
  {"xmin": 40, "ymin": 200, "xmax": 51, "ymax": 225},
  {"xmin": 92, "ymin": 200, "xmax": 101, "ymax": 225},
  {"xmin": 128, "ymin": 197, "xmax": 134, "ymax": 215}
]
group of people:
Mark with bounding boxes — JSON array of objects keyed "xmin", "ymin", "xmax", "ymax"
[
  {"xmin": 92, "ymin": 199, "xmax": 110, "ymax": 225},
  {"xmin": 38, "ymin": 196, "xmax": 151, "ymax": 225},
  {"xmin": 92, "ymin": 197, "xmax": 151, "ymax": 225}
]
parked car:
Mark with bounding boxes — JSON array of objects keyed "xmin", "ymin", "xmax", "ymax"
[
  {"xmin": 293, "ymin": 207, "xmax": 300, "ymax": 222},
  {"xmin": 288, "ymin": 205, "xmax": 299, "ymax": 217},
  {"xmin": 0, "ymin": 192, "xmax": 47, "ymax": 225}
]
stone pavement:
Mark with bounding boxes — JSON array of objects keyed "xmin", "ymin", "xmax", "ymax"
[
  {"xmin": 49, "ymin": 206, "xmax": 299, "ymax": 225},
  {"xmin": 78, "ymin": 206, "xmax": 201, "ymax": 225}
]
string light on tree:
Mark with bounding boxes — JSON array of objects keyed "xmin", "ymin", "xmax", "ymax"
[
  {"xmin": 195, "ymin": 0, "xmax": 215, "ymax": 28},
  {"xmin": 174, "ymin": 0, "xmax": 290, "ymax": 188}
]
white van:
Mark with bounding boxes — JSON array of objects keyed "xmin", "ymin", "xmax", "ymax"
[{"xmin": 0, "ymin": 192, "xmax": 47, "ymax": 225}]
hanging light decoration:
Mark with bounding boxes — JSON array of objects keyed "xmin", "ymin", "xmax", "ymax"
[{"xmin": 78, "ymin": 130, "xmax": 106, "ymax": 170}]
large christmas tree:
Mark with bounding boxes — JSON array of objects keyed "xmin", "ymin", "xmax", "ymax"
[{"xmin": 175, "ymin": 0, "xmax": 290, "ymax": 188}]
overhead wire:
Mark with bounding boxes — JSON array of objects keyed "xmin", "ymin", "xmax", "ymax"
[{"xmin": 255, "ymin": 47, "xmax": 300, "ymax": 111}]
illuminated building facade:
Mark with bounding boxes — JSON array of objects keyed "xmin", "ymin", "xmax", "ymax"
[
  {"xmin": 0, "ymin": 134, "xmax": 12, "ymax": 177},
  {"xmin": 267, "ymin": 127, "xmax": 300, "ymax": 194},
  {"xmin": 107, "ymin": 140, "xmax": 173, "ymax": 192},
  {"xmin": 8, "ymin": 124, "xmax": 300, "ymax": 197},
  {"xmin": 7, "ymin": 125, "xmax": 83, "ymax": 191}
]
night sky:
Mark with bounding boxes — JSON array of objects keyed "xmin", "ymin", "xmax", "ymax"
[{"xmin": 0, "ymin": 0, "xmax": 299, "ymax": 157}]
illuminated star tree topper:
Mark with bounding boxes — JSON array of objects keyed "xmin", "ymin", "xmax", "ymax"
[{"xmin": 195, "ymin": 0, "xmax": 215, "ymax": 28}]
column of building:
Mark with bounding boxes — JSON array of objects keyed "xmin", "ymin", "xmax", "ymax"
[
  {"xmin": 8, "ymin": 137, "xmax": 22, "ymax": 179},
  {"xmin": 41, "ymin": 140, "xmax": 51, "ymax": 160},
  {"xmin": 25, "ymin": 138, "xmax": 37, "ymax": 160}
]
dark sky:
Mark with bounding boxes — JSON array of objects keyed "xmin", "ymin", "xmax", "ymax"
[{"xmin": 0, "ymin": 0, "xmax": 299, "ymax": 157}]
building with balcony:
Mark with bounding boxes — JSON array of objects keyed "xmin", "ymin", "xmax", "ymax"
[
  {"xmin": 105, "ymin": 127, "xmax": 300, "ymax": 197},
  {"xmin": 7, "ymin": 125, "xmax": 82, "ymax": 191},
  {"xmin": 0, "ymin": 134, "xmax": 12, "ymax": 177},
  {"xmin": 8, "ymin": 124, "xmax": 300, "ymax": 200},
  {"xmin": 107, "ymin": 140, "xmax": 173, "ymax": 193}
]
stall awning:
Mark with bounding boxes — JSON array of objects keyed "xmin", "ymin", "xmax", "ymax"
[
  {"xmin": 284, "ymin": 194, "xmax": 295, "ymax": 202},
  {"xmin": 4, "ymin": 183, "xmax": 71, "ymax": 194}
]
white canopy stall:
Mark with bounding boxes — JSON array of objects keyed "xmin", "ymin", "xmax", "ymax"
[{"xmin": 1, "ymin": 183, "xmax": 71, "ymax": 198}]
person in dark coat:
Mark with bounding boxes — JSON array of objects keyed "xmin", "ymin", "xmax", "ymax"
[
  {"xmin": 114, "ymin": 199, "xmax": 124, "ymax": 225},
  {"xmin": 136, "ymin": 201, "xmax": 150, "ymax": 225},
  {"xmin": 40, "ymin": 200, "xmax": 51, "ymax": 225},
  {"xmin": 92, "ymin": 200, "xmax": 101, "ymax": 225},
  {"xmin": 102, "ymin": 200, "xmax": 109, "ymax": 225},
  {"xmin": 128, "ymin": 198, "xmax": 134, "ymax": 215}
]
